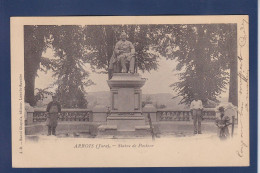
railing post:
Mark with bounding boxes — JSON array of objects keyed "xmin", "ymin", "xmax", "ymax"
[
  {"xmin": 26, "ymin": 110, "xmax": 34, "ymax": 125},
  {"xmin": 25, "ymin": 103, "xmax": 34, "ymax": 125}
]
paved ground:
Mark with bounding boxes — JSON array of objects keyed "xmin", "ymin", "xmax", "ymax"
[
  {"xmin": 25, "ymin": 121, "xmax": 237, "ymax": 141},
  {"xmin": 26, "ymin": 130, "xmax": 219, "ymax": 142}
]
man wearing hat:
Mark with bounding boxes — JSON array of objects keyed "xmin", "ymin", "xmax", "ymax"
[
  {"xmin": 190, "ymin": 93, "xmax": 204, "ymax": 134},
  {"xmin": 46, "ymin": 95, "xmax": 61, "ymax": 136},
  {"xmin": 114, "ymin": 31, "xmax": 135, "ymax": 73}
]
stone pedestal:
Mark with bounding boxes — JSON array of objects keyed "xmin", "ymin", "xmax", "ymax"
[
  {"xmin": 107, "ymin": 73, "xmax": 145, "ymax": 112},
  {"xmin": 98, "ymin": 73, "xmax": 150, "ymax": 135}
]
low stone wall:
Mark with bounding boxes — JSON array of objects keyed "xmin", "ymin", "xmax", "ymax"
[
  {"xmin": 27, "ymin": 108, "xmax": 93, "ymax": 125},
  {"xmin": 25, "ymin": 106, "xmax": 234, "ymax": 135},
  {"xmin": 142, "ymin": 104, "xmax": 217, "ymax": 122}
]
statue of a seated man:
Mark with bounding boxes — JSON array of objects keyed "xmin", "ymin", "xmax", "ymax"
[{"xmin": 109, "ymin": 32, "xmax": 135, "ymax": 78}]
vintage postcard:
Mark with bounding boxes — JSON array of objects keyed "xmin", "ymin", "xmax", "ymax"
[{"xmin": 11, "ymin": 16, "xmax": 249, "ymax": 167}]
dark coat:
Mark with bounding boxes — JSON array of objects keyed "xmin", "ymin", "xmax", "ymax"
[
  {"xmin": 46, "ymin": 101, "xmax": 61, "ymax": 127},
  {"xmin": 216, "ymin": 114, "xmax": 231, "ymax": 140}
]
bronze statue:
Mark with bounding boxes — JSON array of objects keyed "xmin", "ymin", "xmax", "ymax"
[{"xmin": 108, "ymin": 31, "xmax": 135, "ymax": 79}]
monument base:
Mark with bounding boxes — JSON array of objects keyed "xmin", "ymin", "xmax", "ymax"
[
  {"xmin": 97, "ymin": 126, "xmax": 151, "ymax": 137},
  {"xmin": 107, "ymin": 114, "xmax": 145, "ymax": 131},
  {"xmin": 97, "ymin": 73, "xmax": 150, "ymax": 137},
  {"xmin": 97, "ymin": 114, "xmax": 151, "ymax": 137}
]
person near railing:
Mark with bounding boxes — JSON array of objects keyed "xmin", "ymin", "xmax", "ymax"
[
  {"xmin": 46, "ymin": 95, "xmax": 61, "ymax": 136},
  {"xmin": 215, "ymin": 106, "xmax": 232, "ymax": 140},
  {"xmin": 190, "ymin": 93, "xmax": 203, "ymax": 134}
]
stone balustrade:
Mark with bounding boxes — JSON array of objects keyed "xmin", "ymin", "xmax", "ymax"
[
  {"xmin": 25, "ymin": 106, "xmax": 237, "ymax": 135},
  {"xmin": 156, "ymin": 108, "xmax": 216, "ymax": 122},
  {"xmin": 26, "ymin": 108, "xmax": 93, "ymax": 125},
  {"xmin": 157, "ymin": 110, "xmax": 191, "ymax": 121},
  {"xmin": 26, "ymin": 107, "xmax": 222, "ymax": 125}
]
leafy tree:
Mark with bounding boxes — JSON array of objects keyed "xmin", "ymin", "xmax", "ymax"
[
  {"xmin": 24, "ymin": 25, "xmax": 52, "ymax": 106},
  {"xmin": 34, "ymin": 87, "xmax": 54, "ymax": 103},
  {"xmin": 24, "ymin": 25, "xmax": 93, "ymax": 108},
  {"xmin": 157, "ymin": 24, "xmax": 237, "ymax": 106},
  {"xmin": 49, "ymin": 25, "xmax": 93, "ymax": 108}
]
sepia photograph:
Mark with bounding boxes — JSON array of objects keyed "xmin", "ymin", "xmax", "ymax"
[{"xmin": 11, "ymin": 16, "xmax": 249, "ymax": 167}]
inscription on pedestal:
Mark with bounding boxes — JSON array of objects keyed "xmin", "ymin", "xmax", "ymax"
[{"xmin": 118, "ymin": 88, "xmax": 134, "ymax": 112}]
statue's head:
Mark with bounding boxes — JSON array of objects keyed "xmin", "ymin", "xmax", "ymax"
[
  {"xmin": 120, "ymin": 31, "xmax": 127, "ymax": 41},
  {"xmin": 52, "ymin": 95, "xmax": 58, "ymax": 102},
  {"xmin": 194, "ymin": 93, "xmax": 199, "ymax": 100}
]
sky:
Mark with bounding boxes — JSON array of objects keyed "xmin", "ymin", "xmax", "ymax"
[{"xmin": 35, "ymin": 48, "xmax": 229, "ymax": 99}]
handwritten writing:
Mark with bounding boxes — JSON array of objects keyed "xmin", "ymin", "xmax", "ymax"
[{"xmin": 236, "ymin": 18, "xmax": 249, "ymax": 158}]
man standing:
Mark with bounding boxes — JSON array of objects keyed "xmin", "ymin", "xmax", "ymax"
[
  {"xmin": 114, "ymin": 31, "xmax": 135, "ymax": 73},
  {"xmin": 190, "ymin": 93, "xmax": 203, "ymax": 134},
  {"xmin": 46, "ymin": 95, "xmax": 61, "ymax": 136}
]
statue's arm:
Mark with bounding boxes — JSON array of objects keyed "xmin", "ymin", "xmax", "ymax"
[
  {"xmin": 114, "ymin": 42, "xmax": 120, "ymax": 54},
  {"xmin": 130, "ymin": 42, "xmax": 135, "ymax": 54}
]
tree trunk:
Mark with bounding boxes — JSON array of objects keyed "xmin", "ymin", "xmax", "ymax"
[
  {"xmin": 228, "ymin": 25, "xmax": 238, "ymax": 106},
  {"xmin": 24, "ymin": 56, "xmax": 39, "ymax": 106},
  {"xmin": 24, "ymin": 64, "xmax": 36, "ymax": 106},
  {"xmin": 228, "ymin": 56, "xmax": 238, "ymax": 106}
]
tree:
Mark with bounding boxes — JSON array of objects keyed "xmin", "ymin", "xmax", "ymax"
[
  {"xmin": 49, "ymin": 25, "xmax": 94, "ymax": 108},
  {"xmin": 157, "ymin": 24, "xmax": 237, "ymax": 105},
  {"xmin": 24, "ymin": 25, "xmax": 52, "ymax": 106},
  {"xmin": 24, "ymin": 25, "xmax": 94, "ymax": 108}
]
